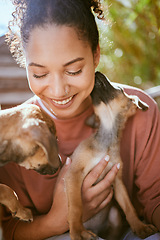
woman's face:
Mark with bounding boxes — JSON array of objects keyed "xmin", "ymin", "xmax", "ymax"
[{"xmin": 25, "ymin": 24, "xmax": 100, "ymax": 119}]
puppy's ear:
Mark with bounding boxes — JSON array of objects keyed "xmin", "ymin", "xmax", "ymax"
[
  {"xmin": 136, "ymin": 97, "xmax": 149, "ymax": 111},
  {"xmin": 129, "ymin": 95, "xmax": 149, "ymax": 111},
  {"xmin": 122, "ymin": 89, "xmax": 149, "ymax": 111},
  {"xmin": 0, "ymin": 140, "xmax": 8, "ymax": 154},
  {"xmin": 22, "ymin": 119, "xmax": 59, "ymax": 165}
]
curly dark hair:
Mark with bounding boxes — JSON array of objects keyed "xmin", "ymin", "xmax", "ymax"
[{"xmin": 6, "ymin": 0, "xmax": 104, "ymax": 67}]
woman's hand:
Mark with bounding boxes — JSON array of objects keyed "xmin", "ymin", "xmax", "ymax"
[
  {"xmin": 47, "ymin": 155, "xmax": 119, "ymax": 233},
  {"xmin": 81, "ymin": 156, "xmax": 120, "ymax": 222}
]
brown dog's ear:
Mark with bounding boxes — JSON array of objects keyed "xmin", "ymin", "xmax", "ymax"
[
  {"xmin": 0, "ymin": 140, "xmax": 8, "ymax": 154},
  {"xmin": 121, "ymin": 89, "xmax": 149, "ymax": 111},
  {"xmin": 22, "ymin": 119, "xmax": 59, "ymax": 166},
  {"xmin": 135, "ymin": 97, "xmax": 149, "ymax": 111},
  {"xmin": 129, "ymin": 95, "xmax": 149, "ymax": 111}
]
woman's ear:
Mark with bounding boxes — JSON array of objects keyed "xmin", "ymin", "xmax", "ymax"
[{"xmin": 94, "ymin": 44, "xmax": 100, "ymax": 68}]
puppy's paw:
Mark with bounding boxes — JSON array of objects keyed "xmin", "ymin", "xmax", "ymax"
[
  {"xmin": 13, "ymin": 207, "xmax": 33, "ymax": 222},
  {"xmin": 70, "ymin": 229, "xmax": 98, "ymax": 240},
  {"xmin": 81, "ymin": 230, "xmax": 98, "ymax": 240},
  {"xmin": 134, "ymin": 222, "xmax": 158, "ymax": 239}
]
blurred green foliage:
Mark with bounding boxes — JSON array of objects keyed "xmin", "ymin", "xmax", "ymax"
[{"xmin": 97, "ymin": 0, "xmax": 160, "ymax": 89}]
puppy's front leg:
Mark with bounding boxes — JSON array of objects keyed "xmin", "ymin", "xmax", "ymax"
[
  {"xmin": 0, "ymin": 184, "xmax": 33, "ymax": 222},
  {"xmin": 65, "ymin": 166, "xmax": 97, "ymax": 240},
  {"xmin": 114, "ymin": 165, "xmax": 157, "ymax": 239}
]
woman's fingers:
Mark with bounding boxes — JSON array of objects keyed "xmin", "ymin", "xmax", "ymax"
[
  {"xmin": 101, "ymin": 188, "xmax": 113, "ymax": 206},
  {"xmin": 83, "ymin": 155, "xmax": 110, "ymax": 189},
  {"xmin": 89, "ymin": 163, "xmax": 120, "ymax": 204},
  {"xmin": 82, "ymin": 182, "xmax": 114, "ymax": 221},
  {"xmin": 95, "ymin": 187, "xmax": 114, "ymax": 211},
  {"xmin": 83, "ymin": 157, "xmax": 120, "ymax": 197},
  {"xmin": 82, "ymin": 158, "xmax": 120, "ymax": 221},
  {"xmin": 94, "ymin": 162, "xmax": 120, "ymax": 191},
  {"xmin": 92, "ymin": 163, "xmax": 120, "ymax": 209}
]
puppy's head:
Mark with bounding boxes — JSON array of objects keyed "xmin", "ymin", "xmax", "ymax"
[
  {"xmin": 91, "ymin": 71, "xmax": 119, "ymax": 106},
  {"xmin": 91, "ymin": 71, "xmax": 149, "ymax": 119},
  {"xmin": 0, "ymin": 104, "xmax": 61, "ymax": 175}
]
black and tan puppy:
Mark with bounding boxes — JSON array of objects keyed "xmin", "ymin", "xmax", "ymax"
[
  {"xmin": 65, "ymin": 72, "xmax": 157, "ymax": 240},
  {"xmin": 0, "ymin": 104, "xmax": 61, "ymax": 221}
]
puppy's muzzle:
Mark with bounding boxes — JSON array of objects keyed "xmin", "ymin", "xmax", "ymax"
[
  {"xmin": 37, "ymin": 155, "xmax": 62, "ymax": 175},
  {"xmin": 36, "ymin": 164, "xmax": 59, "ymax": 175}
]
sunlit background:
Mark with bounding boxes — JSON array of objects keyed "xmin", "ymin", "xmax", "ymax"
[
  {"xmin": 97, "ymin": 0, "xmax": 160, "ymax": 89},
  {"xmin": 0, "ymin": 0, "xmax": 160, "ymax": 110},
  {"xmin": 0, "ymin": 0, "xmax": 14, "ymax": 36},
  {"xmin": 0, "ymin": 0, "xmax": 33, "ymax": 110}
]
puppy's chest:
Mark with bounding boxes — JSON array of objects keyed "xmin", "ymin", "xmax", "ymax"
[
  {"xmin": 94, "ymin": 101, "xmax": 120, "ymax": 132},
  {"xmin": 89, "ymin": 107, "xmax": 120, "ymax": 174}
]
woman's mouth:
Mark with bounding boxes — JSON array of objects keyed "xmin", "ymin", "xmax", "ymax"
[{"xmin": 52, "ymin": 96, "xmax": 73, "ymax": 105}]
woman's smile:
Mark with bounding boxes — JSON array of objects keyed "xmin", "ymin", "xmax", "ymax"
[
  {"xmin": 46, "ymin": 94, "xmax": 76, "ymax": 110},
  {"xmin": 25, "ymin": 24, "xmax": 100, "ymax": 119},
  {"xmin": 51, "ymin": 95, "xmax": 74, "ymax": 105}
]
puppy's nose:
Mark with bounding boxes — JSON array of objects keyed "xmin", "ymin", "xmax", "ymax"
[{"xmin": 37, "ymin": 164, "xmax": 59, "ymax": 175}]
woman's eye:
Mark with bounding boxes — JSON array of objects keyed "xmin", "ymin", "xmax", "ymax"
[
  {"xmin": 33, "ymin": 73, "xmax": 48, "ymax": 79},
  {"xmin": 66, "ymin": 69, "xmax": 82, "ymax": 76}
]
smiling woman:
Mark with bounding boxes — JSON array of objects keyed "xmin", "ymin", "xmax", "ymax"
[
  {"xmin": 25, "ymin": 25, "xmax": 99, "ymax": 119},
  {"xmin": 0, "ymin": 1, "xmax": 160, "ymax": 240}
]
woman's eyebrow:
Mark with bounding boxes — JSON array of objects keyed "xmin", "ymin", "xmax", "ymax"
[
  {"xmin": 28, "ymin": 62, "xmax": 46, "ymax": 68},
  {"xmin": 28, "ymin": 57, "xmax": 84, "ymax": 68},
  {"xmin": 63, "ymin": 57, "xmax": 84, "ymax": 67}
]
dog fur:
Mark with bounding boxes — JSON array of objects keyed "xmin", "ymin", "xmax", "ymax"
[
  {"xmin": 65, "ymin": 72, "xmax": 158, "ymax": 240},
  {"xmin": 0, "ymin": 104, "xmax": 61, "ymax": 221}
]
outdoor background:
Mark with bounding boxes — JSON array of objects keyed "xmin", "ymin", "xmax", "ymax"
[
  {"xmin": 97, "ymin": 0, "xmax": 160, "ymax": 90},
  {"xmin": 0, "ymin": 0, "xmax": 160, "ymax": 90}
]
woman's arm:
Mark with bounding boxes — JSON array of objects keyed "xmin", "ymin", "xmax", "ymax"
[
  {"xmin": 14, "ymin": 213, "xmax": 68, "ymax": 240},
  {"xmin": 82, "ymin": 157, "xmax": 119, "ymax": 221},
  {"xmin": 13, "ymin": 162, "xmax": 70, "ymax": 240}
]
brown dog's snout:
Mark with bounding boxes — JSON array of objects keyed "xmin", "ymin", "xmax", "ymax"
[
  {"xmin": 36, "ymin": 156, "xmax": 62, "ymax": 175},
  {"xmin": 36, "ymin": 164, "xmax": 59, "ymax": 175}
]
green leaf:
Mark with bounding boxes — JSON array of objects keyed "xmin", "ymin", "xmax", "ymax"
[{"xmin": 135, "ymin": 0, "xmax": 151, "ymax": 13}]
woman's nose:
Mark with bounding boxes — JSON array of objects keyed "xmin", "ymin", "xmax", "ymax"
[{"xmin": 47, "ymin": 74, "xmax": 68, "ymax": 98}]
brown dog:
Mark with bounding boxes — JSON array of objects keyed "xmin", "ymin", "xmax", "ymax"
[
  {"xmin": 65, "ymin": 72, "xmax": 158, "ymax": 240},
  {"xmin": 0, "ymin": 104, "xmax": 61, "ymax": 221}
]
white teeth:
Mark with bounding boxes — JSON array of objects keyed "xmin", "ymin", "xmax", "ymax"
[{"xmin": 52, "ymin": 96, "xmax": 73, "ymax": 105}]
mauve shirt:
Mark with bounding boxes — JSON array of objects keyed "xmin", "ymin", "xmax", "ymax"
[{"xmin": 0, "ymin": 85, "xmax": 160, "ymax": 239}]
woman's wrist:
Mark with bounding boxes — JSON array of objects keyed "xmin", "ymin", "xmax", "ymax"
[
  {"xmin": 46, "ymin": 206, "xmax": 69, "ymax": 235},
  {"xmin": 13, "ymin": 211, "xmax": 68, "ymax": 240}
]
